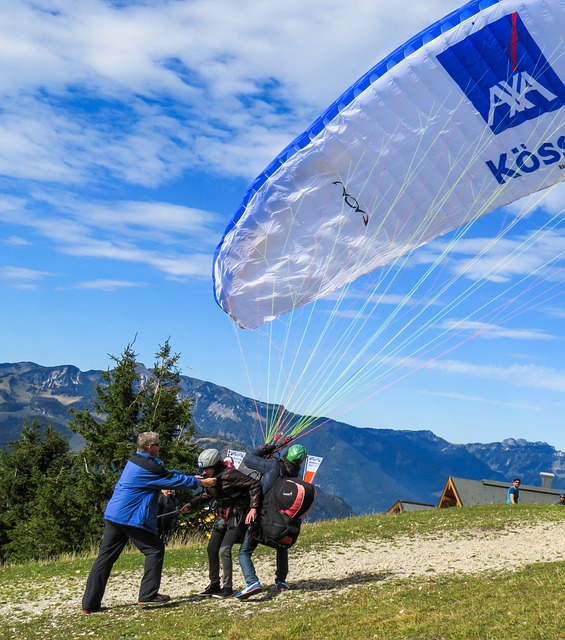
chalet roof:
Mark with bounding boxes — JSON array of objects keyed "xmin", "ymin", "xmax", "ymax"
[
  {"xmin": 386, "ymin": 500, "xmax": 435, "ymax": 515},
  {"xmin": 438, "ymin": 476, "xmax": 565, "ymax": 508}
]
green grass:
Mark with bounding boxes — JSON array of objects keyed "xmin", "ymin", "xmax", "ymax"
[
  {"xmin": 2, "ymin": 504, "xmax": 564, "ymax": 640},
  {"xmin": 299, "ymin": 502, "xmax": 565, "ymax": 546}
]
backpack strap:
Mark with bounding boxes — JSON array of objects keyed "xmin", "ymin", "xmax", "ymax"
[{"xmin": 281, "ymin": 481, "xmax": 306, "ymax": 518}]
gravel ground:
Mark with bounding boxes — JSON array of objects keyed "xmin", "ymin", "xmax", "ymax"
[{"xmin": 2, "ymin": 520, "xmax": 563, "ymax": 622}]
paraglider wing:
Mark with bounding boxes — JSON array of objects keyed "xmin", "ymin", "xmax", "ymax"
[{"xmin": 213, "ymin": 0, "xmax": 565, "ymax": 330}]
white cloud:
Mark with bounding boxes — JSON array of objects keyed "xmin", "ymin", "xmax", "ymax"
[
  {"xmin": 364, "ymin": 351, "xmax": 565, "ymax": 394},
  {"xmin": 0, "ymin": 194, "xmax": 217, "ymax": 279},
  {"xmin": 77, "ymin": 201, "xmax": 218, "ymax": 238},
  {"xmin": 418, "ymin": 228, "xmax": 565, "ymax": 286},
  {"xmin": 419, "ymin": 389, "xmax": 539, "ymax": 412},
  {"xmin": 76, "ymin": 279, "xmax": 145, "ymax": 291},
  {"xmin": 1, "ymin": 0, "xmax": 559, "ymax": 286},
  {"xmin": 2, "ymin": 235, "xmax": 31, "ymax": 246},
  {"xmin": 155, "ymin": 254, "xmax": 212, "ymax": 279},
  {"xmin": 0, "ymin": 195, "xmax": 28, "ymax": 213},
  {"xmin": 542, "ymin": 306, "xmax": 565, "ymax": 320},
  {"xmin": 507, "ymin": 182, "xmax": 565, "ymax": 219},
  {"xmin": 322, "ymin": 287, "xmax": 439, "ymax": 306},
  {"xmin": 0, "ymin": 0, "xmax": 467, "ymax": 185},
  {"xmin": 425, "ymin": 358, "xmax": 565, "ymax": 393},
  {"xmin": 61, "ymin": 237, "xmax": 212, "ymax": 278},
  {"xmin": 0, "ymin": 265, "xmax": 53, "ymax": 288},
  {"xmin": 329, "ymin": 309, "xmax": 371, "ymax": 320},
  {"xmin": 328, "ymin": 292, "xmax": 440, "ymax": 320},
  {"xmin": 436, "ymin": 319, "xmax": 556, "ymax": 341}
]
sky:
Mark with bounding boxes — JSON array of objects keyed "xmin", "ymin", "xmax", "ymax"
[{"xmin": 0, "ymin": 0, "xmax": 564, "ymax": 451}]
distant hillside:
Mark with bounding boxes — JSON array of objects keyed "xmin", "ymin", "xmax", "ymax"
[
  {"xmin": 464, "ymin": 439, "xmax": 565, "ymax": 484},
  {"xmin": 0, "ymin": 361, "xmax": 100, "ymax": 450},
  {"xmin": 1, "ymin": 361, "xmax": 564, "ymax": 514}
]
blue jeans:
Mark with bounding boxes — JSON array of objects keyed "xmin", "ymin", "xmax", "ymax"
[{"xmin": 238, "ymin": 531, "xmax": 289, "ymax": 585}]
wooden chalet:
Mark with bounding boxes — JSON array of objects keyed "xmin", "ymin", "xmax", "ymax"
[
  {"xmin": 438, "ymin": 476, "xmax": 565, "ymax": 508},
  {"xmin": 386, "ymin": 500, "xmax": 435, "ymax": 515}
]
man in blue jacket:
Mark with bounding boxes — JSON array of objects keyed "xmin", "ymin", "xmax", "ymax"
[{"xmin": 82, "ymin": 431, "xmax": 215, "ymax": 614}]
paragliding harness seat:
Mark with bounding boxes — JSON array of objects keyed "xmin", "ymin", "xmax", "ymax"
[{"xmin": 251, "ymin": 460, "xmax": 316, "ymax": 549}]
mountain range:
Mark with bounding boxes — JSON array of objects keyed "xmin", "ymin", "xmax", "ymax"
[{"xmin": 1, "ymin": 361, "xmax": 564, "ymax": 514}]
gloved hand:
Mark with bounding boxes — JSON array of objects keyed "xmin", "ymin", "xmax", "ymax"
[{"xmin": 261, "ymin": 443, "xmax": 277, "ymax": 455}]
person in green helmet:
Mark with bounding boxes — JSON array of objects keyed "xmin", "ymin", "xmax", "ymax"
[{"xmin": 236, "ymin": 442, "xmax": 307, "ymax": 599}]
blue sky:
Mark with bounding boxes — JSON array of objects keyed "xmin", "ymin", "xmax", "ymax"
[{"xmin": 0, "ymin": 0, "xmax": 564, "ymax": 451}]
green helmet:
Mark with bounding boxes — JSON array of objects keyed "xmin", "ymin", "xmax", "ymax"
[{"xmin": 285, "ymin": 444, "xmax": 307, "ymax": 464}]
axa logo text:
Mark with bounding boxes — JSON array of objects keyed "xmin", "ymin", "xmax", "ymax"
[{"xmin": 438, "ymin": 12, "xmax": 565, "ymax": 134}]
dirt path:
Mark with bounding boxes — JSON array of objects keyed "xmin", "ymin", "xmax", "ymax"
[{"xmin": 2, "ymin": 520, "xmax": 563, "ymax": 622}]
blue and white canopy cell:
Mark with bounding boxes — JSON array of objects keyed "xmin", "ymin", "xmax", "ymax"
[{"xmin": 213, "ymin": 0, "xmax": 565, "ymax": 330}]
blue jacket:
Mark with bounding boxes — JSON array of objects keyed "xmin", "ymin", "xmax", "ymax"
[
  {"xmin": 104, "ymin": 451, "xmax": 201, "ymax": 533},
  {"xmin": 243, "ymin": 448, "xmax": 300, "ymax": 494}
]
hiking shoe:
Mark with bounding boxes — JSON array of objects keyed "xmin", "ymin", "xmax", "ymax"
[
  {"xmin": 212, "ymin": 587, "xmax": 234, "ymax": 599},
  {"xmin": 198, "ymin": 583, "xmax": 222, "ymax": 597},
  {"xmin": 276, "ymin": 581, "xmax": 289, "ymax": 592},
  {"xmin": 137, "ymin": 594, "xmax": 171, "ymax": 604},
  {"xmin": 235, "ymin": 581, "xmax": 262, "ymax": 600}
]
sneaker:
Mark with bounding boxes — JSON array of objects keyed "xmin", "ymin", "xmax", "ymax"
[
  {"xmin": 212, "ymin": 587, "xmax": 234, "ymax": 599},
  {"xmin": 198, "ymin": 582, "xmax": 222, "ymax": 597},
  {"xmin": 235, "ymin": 581, "xmax": 262, "ymax": 600},
  {"xmin": 81, "ymin": 608, "xmax": 102, "ymax": 615},
  {"xmin": 137, "ymin": 594, "xmax": 171, "ymax": 604},
  {"xmin": 276, "ymin": 581, "xmax": 289, "ymax": 592}
]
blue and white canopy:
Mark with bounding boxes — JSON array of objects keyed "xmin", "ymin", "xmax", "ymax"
[{"xmin": 213, "ymin": 0, "xmax": 565, "ymax": 329}]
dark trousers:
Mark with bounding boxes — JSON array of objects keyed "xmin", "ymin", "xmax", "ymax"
[
  {"xmin": 82, "ymin": 521, "xmax": 165, "ymax": 610},
  {"xmin": 207, "ymin": 523, "xmax": 243, "ymax": 589}
]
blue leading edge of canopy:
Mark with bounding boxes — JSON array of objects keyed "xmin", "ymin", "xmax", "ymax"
[{"xmin": 212, "ymin": 0, "xmax": 501, "ymax": 306}]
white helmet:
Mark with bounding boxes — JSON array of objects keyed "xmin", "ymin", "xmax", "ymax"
[{"xmin": 198, "ymin": 448, "xmax": 222, "ymax": 469}]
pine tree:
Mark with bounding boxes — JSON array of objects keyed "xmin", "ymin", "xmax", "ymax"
[
  {"xmin": 0, "ymin": 419, "xmax": 81, "ymax": 562},
  {"xmin": 68, "ymin": 342, "xmax": 141, "ymax": 532},
  {"xmin": 68, "ymin": 340, "xmax": 199, "ymax": 539},
  {"xmin": 69, "ymin": 342, "xmax": 140, "ymax": 475},
  {"xmin": 139, "ymin": 339, "xmax": 197, "ymax": 472},
  {"xmin": 0, "ymin": 340, "xmax": 200, "ymax": 562}
]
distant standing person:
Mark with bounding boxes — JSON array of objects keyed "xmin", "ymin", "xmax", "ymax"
[
  {"xmin": 82, "ymin": 432, "xmax": 215, "ymax": 614},
  {"xmin": 557, "ymin": 494, "xmax": 565, "ymax": 505},
  {"xmin": 506, "ymin": 478, "xmax": 521, "ymax": 504}
]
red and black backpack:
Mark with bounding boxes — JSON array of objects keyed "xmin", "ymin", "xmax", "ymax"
[{"xmin": 252, "ymin": 469, "xmax": 316, "ymax": 549}]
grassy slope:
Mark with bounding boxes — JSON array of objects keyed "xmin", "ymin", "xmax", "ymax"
[{"xmin": 1, "ymin": 505, "xmax": 564, "ymax": 640}]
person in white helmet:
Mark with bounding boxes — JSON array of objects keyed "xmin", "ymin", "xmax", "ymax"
[{"xmin": 183, "ymin": 448, "xmax": 262, "ymax": 599}]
